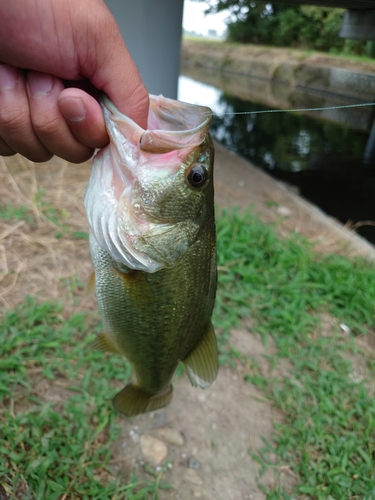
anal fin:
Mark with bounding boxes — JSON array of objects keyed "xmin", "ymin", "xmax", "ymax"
[
  {"xmin": 93, "ymin": 332, "xmax": 121, "ymax": 355},
  {"xmin": 183, "ymin": 322, "xmax": 218, "ymax": 389},
  {"xmin": 113, "ymin": 384, "xmax": 173, "ymax": 417}
]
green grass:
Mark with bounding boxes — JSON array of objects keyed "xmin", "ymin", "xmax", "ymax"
[
  {"xmin": 2, "ymin": 208, "xmax": 375, "ymax": 498},
  {"xmin": 0, "ymin": 194, "xmax": 89, "ymax": 241},
  {"xmin": 183, "ymin": 37, "xmax": 375, "ymax": 65},
  {"xmin": 0, "ymin": 299, "xmax": 169, "ymax": 499},
  {"xmin": 214, "ymin": 209, "xmax": 375, "ymax": 498},
  {"xmin": 0, "ymin": 203, "xmax": 34, "ymax": 225}
]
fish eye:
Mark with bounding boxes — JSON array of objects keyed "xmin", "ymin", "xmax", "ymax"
[{"xmin": 187, "ymin": 163, "xmax": 208, "ymax": 189}]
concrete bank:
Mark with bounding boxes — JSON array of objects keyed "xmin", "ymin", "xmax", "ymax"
[
  {"xmin": 213, "ymin": 140, "xmax": 375, "ymax": 262},
  {"xmin": 182, "ymin": 40, "xmax": 375, "ymax": 130}
]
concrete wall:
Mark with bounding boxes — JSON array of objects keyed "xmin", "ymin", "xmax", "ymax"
[
  {"xmin": 181, "ymin": 40, "xmax": 375, "ymax": 130},
  {"xmin": 104, "ymin": 0, "xmax": 184, "ymax": 99}
]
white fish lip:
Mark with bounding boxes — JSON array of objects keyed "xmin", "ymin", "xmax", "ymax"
[{"xmin": 84, "ymin": 94, "xmax": 212, "ymax": 272}]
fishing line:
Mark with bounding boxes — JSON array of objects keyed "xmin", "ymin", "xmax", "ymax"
[{"xmin": 212, "ymin": 101, "xmax": 375, "ymax": 117}]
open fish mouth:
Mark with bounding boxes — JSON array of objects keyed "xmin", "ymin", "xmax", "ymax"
[{"xmin": 84, "ymin": 94, "xmax": 212, "ymax": 273}]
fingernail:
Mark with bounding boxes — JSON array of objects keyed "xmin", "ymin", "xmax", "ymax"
[
  {"xmin": 59, "ymin": 97, "xmax": 87, "ymax": 122},
  {"xmin": 0, "ymin": 64, "xmax": 18, "ymax": 90},
  {"xmin": 27, "ymin": 72, "xmax": 53, "ymax": 96}
]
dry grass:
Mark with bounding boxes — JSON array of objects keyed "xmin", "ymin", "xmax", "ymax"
[{"xmin": 0, "ymin": 155, "xmax": 94, "ymax": 313}]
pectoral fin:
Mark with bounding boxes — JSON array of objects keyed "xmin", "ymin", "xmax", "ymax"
[
  {"xmin": 84, "ymin": 270, "xmax": 96, "ymax": 298},
  {"xmin": 113, "ymin": 384, "xmax": 173, "ymax": 417},
  {"xmin": 183, "ymin": 322, "xmax": 218, "ymax": 389},
  {"xmin": 93, "ymin": 332, "xmax": 121, "ymax": 355}
]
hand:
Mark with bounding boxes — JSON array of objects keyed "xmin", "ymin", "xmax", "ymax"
[{"xmin": 0, "ymin": 0, "xmax": 149, "ymax": 163}]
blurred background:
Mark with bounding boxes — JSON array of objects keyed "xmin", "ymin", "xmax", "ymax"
[{"xmin": 106, "ymin": 0, "xmax": 375, "ymax": 244}]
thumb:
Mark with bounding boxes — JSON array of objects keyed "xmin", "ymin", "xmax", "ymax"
[{"xmin": 83, "ymin": 5, "xmax": 149, "ymax": 129}]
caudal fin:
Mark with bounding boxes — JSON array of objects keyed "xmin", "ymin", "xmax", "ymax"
[{"xmin": 113, "ymin": 384, "xmax": 173, "ymax": 417}]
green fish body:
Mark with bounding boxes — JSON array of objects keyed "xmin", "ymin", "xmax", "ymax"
[{"xmin": 84, "ymin": 95, "xmax": 217, "ymax": 416}]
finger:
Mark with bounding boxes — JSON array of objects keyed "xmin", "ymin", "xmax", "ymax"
[
  {"xmin": 58, "ymin": 88, "xmax": 108, "ymax": 149},
  {"xmin": 79, "ymin": 6, "xmax": 149, "ymax": 129},
  {"xmin": 26, "ymin": 71, "xmax": 95, "ymax": 163},
  {"xmin": 0, "ymin": 64, "xmax": 52, "ymax": 162},
  {"xmin": 0, "ymin": 135, "xmax": 16, "ymax": 156}
]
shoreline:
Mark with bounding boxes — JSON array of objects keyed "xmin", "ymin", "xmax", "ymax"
[{"xmin": 181, "ymin": 39, "xmax": 375, "ymax": 130}]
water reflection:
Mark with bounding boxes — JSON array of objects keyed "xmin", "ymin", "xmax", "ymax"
[{"xmin": 178, "ymin": 75, "xmax": 375, "ymax": 243}]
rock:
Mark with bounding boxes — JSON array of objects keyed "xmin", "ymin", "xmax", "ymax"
[
  {"xmin": 184, "ymin": 468, "xmax": 203, "ymax": 485},
  {"xmin": 140, "ymin": 435, "xmax": 168, "ymax": 466},
  {"xmin": 152, "ymin": 409, "xmax": 169, "ymax": 427},
  {"xmin": 129, "ymin": 429, "xmax": 140, "ymax": 443},
  {"xmin": 157, "ymin": 428, "xmax": 185, "ymax": 446},
  {"xmin": 188, "ymin": 458, "xmax": 201, "ymax": 469},
  {"xmin": 276, "ymin": 205, "xmax": 292, "ymax": 217}
]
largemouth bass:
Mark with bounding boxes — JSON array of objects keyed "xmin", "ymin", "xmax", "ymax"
[{"xmin": 84, "ymin": 94, "xmax": 218, "ymax": 417}]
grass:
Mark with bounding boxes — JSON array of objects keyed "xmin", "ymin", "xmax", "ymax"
[
  {"xmin": 214, "ymin": 209, "xmax": 375, "ymax": 498},
  {"xmin": 183, "ymin": 37, "xmax": 375, "ymax": 65},
  {"xmin": 0, "ymin": 204, "xmax": 34, "ymax": 225},
  {"xmin": 0, "ymin": 299, "xmax": 169, "ymax": 499},
  {"xmin": 2, "ymin": 207, "xmax": 375, "ymax": 498},
  {"xmin": 0, "ymin": 194, "xmax": 89, "ymax": 241}
]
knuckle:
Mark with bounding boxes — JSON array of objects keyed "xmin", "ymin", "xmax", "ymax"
[
  {"xmin": 0, "ymin": 107, "xmax": 30, "ymax": 133},
  {"xmin": 31, "ymin": 114, "xmax": 62, "ymax": 138}
]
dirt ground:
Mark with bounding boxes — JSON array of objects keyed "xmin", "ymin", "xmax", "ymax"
[{"xmin": 1, "ymin": 145, "xmax": 374, "ymax": 499}]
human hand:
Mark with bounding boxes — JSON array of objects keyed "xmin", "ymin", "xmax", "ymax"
[{"xmin": 0, "ymin": 0, "xmax": 149, "ymax": 163}]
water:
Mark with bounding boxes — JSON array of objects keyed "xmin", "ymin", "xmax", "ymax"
[{"xmin": 178, "ymin": 74, "xmax": 375, "ymax": 243}]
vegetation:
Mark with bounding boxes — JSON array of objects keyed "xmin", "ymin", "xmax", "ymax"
[
  {"xmin": 200, "ymin": 1, "xmax": 375, "ymax": 57},
  {"xmin": 2, "ymin": 207, "xmax": 375, "ymax": 497},
  {"xmin": 215, "ymin": 209, "xmax": 375, "ymax": 497},
  {"xmin": 0, "ymin": 300, "xmax": 169, "ymax": 499}
]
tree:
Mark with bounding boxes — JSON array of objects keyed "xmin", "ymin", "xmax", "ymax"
[{"xmin": 195, "ymin": 1, "xmax": 371, "ymax": 55}]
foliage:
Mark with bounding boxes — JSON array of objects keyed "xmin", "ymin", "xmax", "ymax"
[
  {"xmin": 214, "ymin": 208, "xmax": 375, "ymax": 497},
  {"xmin": 0, "ymin": 299, "xmax": 169, "ymax": 499},
  {"xmin": 198, "ymin": 1, "xmax": 374, "ymax": 56},
  {"xmin": 3, "ymin": 208, "xmax": 375, "ymax": 497}
]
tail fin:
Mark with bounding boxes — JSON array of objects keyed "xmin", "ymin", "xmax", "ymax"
[{"xmin": 113, "ymin": 384, "xmax": 173, "ymax": 417}]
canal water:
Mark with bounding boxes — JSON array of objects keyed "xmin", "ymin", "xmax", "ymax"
[{"xmin": 178, "ymin": 74, "xmax": 375, "ymax": 244}]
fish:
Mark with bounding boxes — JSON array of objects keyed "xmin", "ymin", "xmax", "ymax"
[{"xmin": 84, "ymin": 94, "xmax": 218, "ymax": 417}]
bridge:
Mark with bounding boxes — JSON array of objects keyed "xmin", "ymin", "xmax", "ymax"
[
  {"xmin": 271, "ymin": 0, "xmax": 375, "ymax": 40},
  {"xmin": 104, "ymin": 0, "xmax": 375, "ymax": 99}
]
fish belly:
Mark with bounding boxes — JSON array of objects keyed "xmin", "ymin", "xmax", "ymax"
[{"xmin": 89, "ymin": 226, "xmax": 217, "ymax": 412}]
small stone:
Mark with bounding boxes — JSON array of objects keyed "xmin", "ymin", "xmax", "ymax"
[
  {"xmin": 184, "ymin": 468, "xmax": 203, "ymax": 485},
  {"xmin": 340, "ymin": 323, "xmax": 350, "ymax": 334},
  {"xmin": 129, "ymin": 429, "xmax": 140, "ymax": 443},
  {"xmin": 276, "ymin": 206, "xmax": 292, "ymax": 217},
  {"xmin": 157, "ymin": 428, "xmax": 185, "ymax": 446},
  {"xmin": 140, "ymin": 435, "xmax": 168, "ymax": 466},
  {"xmin": 152, "ymin": 409, "xmax": 169, "ymax": 427},
  {"xmin": 194, "ymin": 491, "xmax": 202, "ymax": 498},
  {"xmin": 188, "ymin": 458, "xmax": 200, "ymax": 470}
]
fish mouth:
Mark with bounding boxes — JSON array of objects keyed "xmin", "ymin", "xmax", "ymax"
[
  {"xmin": 84, "ymin": 94, "xmax": 212, "ymax": 272},
  {"xmin": 102, "ymin": 93, "xmax": 212, "ymax": 154}
]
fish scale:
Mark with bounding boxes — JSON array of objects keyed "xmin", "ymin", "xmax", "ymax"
[{"xmin": 85, "ymin": 94, "xmax": 218, "ymax": 416}]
